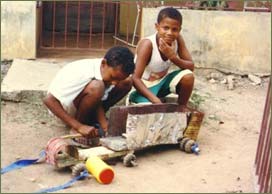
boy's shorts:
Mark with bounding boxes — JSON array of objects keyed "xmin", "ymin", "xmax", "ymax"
[
  {"xmin": 48, "ymin": 101, "xmax": 77, "ymax": 117},
  {"xmin": 129, "ymin": 69, "xmax": 193, "ymax": 104}
]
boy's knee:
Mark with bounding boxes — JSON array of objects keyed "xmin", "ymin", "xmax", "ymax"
[
  {"xmin": 84, "ymin": 80, "xmax": 105, "ymax": 99},
  {"xmin": 181, "ymin": 73, "xmax": 194, "ymax": 86}
]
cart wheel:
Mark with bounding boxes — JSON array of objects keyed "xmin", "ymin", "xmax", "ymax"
[
  {"xmin": 123, "ymin": 153, "xmax": 137, "ymax": 167},
  {"xmin": 71, "ymin": 162, "xmax": 86, "ymax": 177},
  {"xmin": 179, "ymin": 137, "xmax": 190, "ymax": 151},
  {"xmin": 179, "ymin": 137, "xmax": 195, "ymax": 153}
]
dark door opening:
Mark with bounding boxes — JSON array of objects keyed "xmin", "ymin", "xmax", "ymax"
[{"xmin": 39, "ymin": 1, "xmax": 120, "ymax": 50}]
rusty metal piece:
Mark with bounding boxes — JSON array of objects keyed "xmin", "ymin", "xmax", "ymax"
[
  {"xmin": 183, "ymin": 111, "xmax": 204, "ymax": 141},
  {"xmin": 255, "ymin": 79, "xmax": 271, "ymax": 193}
]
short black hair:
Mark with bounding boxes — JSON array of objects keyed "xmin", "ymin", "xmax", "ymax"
[
  {"xmin": 104, "ymin": 46, "xmax": 135, "ymax": 75},
  {"xmin": 157, "ymin": 7, "xmax": 182, "ymax": 25}
]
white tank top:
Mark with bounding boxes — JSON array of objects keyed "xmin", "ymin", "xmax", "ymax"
[{"xmin": 140, "ymin": 33, "xmax": 178, "ymax": 81}]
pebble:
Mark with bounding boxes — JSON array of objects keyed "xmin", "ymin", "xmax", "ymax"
[
  {"xmin": 248, "ymin": 74, "xmax": 261, "ymax": 85},
  {"xmin": 227, "ymin": 75, "xmax": 234, "ymax": 90},
  {"xmin": 29, "ymin": 178, "xmax": 37, "ymax": 182},
  {"xmin": 209, "ymin": 78, "xmax": 216, "ymax": 84},
  {"xmin": 15, "ymin": 156, "xmax": 21, "ymax": 160}
]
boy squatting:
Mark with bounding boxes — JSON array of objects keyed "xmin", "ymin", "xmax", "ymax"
[{"xmin": 43, "ymin": 46, "xmax": 135, "ymax": 147}]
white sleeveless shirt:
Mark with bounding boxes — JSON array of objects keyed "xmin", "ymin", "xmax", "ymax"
[{"xmin": 138, "ymin": 33, "xmax": 178, "ymax": 81}]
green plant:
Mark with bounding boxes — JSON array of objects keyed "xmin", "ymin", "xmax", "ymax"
[{"xmin": 189, "ymin": 91, "xmax": 205, "ymax": 109}]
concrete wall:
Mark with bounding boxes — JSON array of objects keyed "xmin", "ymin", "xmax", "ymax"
[
  {"xmin": 1, "ymin": 3, "xmax": 270, "ymax": 74},
  {"xmin": 141, "ymin": 8, "xmax": 271, "ymax": 74},
  {"xmin": 1, "ymin": 1, "xmax": 36, "ymax": 59}
]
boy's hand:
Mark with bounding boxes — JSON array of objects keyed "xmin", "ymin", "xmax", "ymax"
[
  {"xmin": 158, "ymin": 38, "xmax": 176, "ymax": 60},
  {"xmin": 77, "ymin": 125, "xmax": 98, "ymax": 138},
  {"xmin": 153, "ymin": 98, "xmax": 163, "ymax": 104}
]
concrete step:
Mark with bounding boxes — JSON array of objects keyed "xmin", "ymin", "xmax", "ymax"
[{"xmin": 1, "ymin": 59, "xmax": 62, "ymax": 103}]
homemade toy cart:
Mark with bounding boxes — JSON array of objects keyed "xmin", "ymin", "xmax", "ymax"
[{"xmin": 45, "ymin": 103, "xmax": 204, "ymax": 176}]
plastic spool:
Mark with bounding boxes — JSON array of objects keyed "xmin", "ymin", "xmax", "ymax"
[
  {"xmin": 85, "ymin": 156, "xmax": 114, "ymax": 184},
  {"xmin": 45, "ymin": 137, "xmax": 68, "ymax": 167}
]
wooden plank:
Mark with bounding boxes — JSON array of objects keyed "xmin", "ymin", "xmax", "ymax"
[
  {"xmin": 78, "ymin": 146, "xmax": 128, "ymax": 160},
  {"xmin": 79, "ymin": 146, "xmax": 115, "ymax": 158}
]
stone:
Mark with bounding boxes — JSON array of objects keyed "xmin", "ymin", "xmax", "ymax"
[
  {"xmin": 248, "ymin": 74, "xmax": 261, "ymax": 85},
  {"xmin": 100, "ymin": 136, "xmax": 128, "ymax": 151}
]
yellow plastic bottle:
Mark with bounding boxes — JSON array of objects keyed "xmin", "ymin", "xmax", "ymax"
[{"xmin": 85, "ymin": 156, "xmax": 114, "ymax": 184}]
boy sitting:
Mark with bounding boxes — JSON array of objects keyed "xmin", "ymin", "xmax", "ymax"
[{"xmin": 130, "ymin": 7, "xmax": 194, "ymax": 106}]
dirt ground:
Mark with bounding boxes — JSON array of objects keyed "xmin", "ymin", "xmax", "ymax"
[{"xmin": 1, "ymin": 64, "xmax": 269, "ymax": 193}]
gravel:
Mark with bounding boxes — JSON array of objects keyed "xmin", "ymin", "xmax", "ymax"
[{"xmin": 1, "ymin": 60, "xmax": 13, "ymax": 82}]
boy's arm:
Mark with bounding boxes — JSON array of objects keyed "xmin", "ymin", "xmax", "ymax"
[
  {"xmin": 96, "ymin": 104, "xmax": 108, "ymax": 133},
  {"xmin": 132, "ymin": 39, "xmax": 162, "ymax": 104},
  {"xmin": 43, "ymin": 93, "xmax": 97, "ymax": 137},
  {"xmin": 159, "ymin": 35, "xmax": 194, "ymax": 71}
]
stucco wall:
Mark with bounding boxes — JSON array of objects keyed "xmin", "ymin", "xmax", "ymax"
[
  {"xmin": 141, "ymin": 8, "xmax": 271, "ymax": 74},
  {"xmin": 1, "ymin": 1, "xmax": 36, "ymax": 59}
]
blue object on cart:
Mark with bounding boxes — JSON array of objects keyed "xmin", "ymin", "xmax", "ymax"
[{"xmin": 191, "ymin": 143, "xmax": 200, "ymax": 155}]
